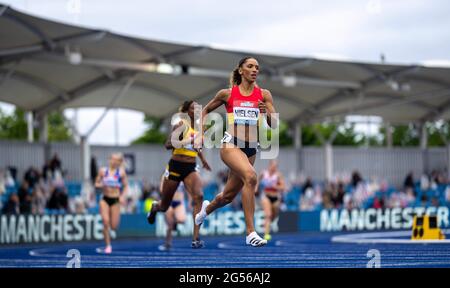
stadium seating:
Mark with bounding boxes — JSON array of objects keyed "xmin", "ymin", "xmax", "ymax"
[{"xmin": 2, "ymin": 178, "xmax": 450, "ymax": 214}]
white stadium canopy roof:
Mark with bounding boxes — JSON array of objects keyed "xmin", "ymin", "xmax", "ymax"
[{"xmin": 1, "ymin": 3, "xmax": 450, "ymax": 124}]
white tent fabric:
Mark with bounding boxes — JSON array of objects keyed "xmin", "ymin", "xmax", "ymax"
[{"xmin": 1, "ymin": 4, "xmax": 450, "ymax": 124}]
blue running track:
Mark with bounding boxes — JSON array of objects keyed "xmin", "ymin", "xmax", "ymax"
[{"xmin": 1, "ymin": 232, "xmax": 449, "ymax": 268}]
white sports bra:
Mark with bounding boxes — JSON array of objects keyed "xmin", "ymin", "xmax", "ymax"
[{"xmin": 102, "ymin": 168, "xmax": 122, "ymax": 189}]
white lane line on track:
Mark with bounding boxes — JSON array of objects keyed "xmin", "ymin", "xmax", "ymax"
[{"xmin": 331, "ymin": 230, "xmax": 450, "ymax": 244}]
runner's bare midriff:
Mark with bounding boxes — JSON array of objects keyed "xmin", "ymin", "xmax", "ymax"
[
  {"xmin": 103, "ymin": 186, "xmax": 121, "ymax": 198},
  {"xmin": 171, "ymin": 154, "xmax": 197, "ymax": 163},
  {"xmin": 226, "ymin": 123, "xmax": 258, "ymax": 143}
]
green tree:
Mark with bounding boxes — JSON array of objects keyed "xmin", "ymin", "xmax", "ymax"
[
  {"xmin": 278, "ymin": 121, "xmax": 293, "ymax": 146},
  {"xmin": 379, "ymin": 124, "xmax": 419, "ymax": 146},
  {"xmin": 131, "ymin": 115, "xmax": 166, "ymax": 144},
  {"xmin": 48, "ymin": 111, "xmax": 72, "ymax": 142},
  {"xmin": 262, "ymin": 120, "xmax": 293, "ymax": 147},
  {"xmin": 301, "ymin": 123, "xmax": 362, "ymax": 146},
  {"xmin": 427, "ymin": 121, "xmax": 450, "ymax": 147},
  {"xmin": 0, "ymin": 107, "xmax": 71, "ymax": 141},
  {"xmin": 0, "ymin": 107, "xmax": 31, "ymax": 140},
  {"xmin": 333, "ymin": 123, "xmax": 364, "ymax": 146},
  {"xmin": 363, "ymin": 135, "xmax": 384, "ymax": 146}
]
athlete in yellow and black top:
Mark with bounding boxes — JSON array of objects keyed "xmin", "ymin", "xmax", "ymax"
[{"xmin": 147, "ymin": 100, "xmax": 211, "ymax": 249}]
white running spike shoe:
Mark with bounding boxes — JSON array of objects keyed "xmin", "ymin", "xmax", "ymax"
[
  {"xmin": 195, "ymin": 200, "xmax": 210, "ymax": 226},
  {"xmin": 246, "ymin": 231, "xmax": 267, "ymax": 247}
]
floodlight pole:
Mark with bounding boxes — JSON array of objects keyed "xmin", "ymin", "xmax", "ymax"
[
  {"xmin": 27, "ymin": 111, "xmax": 34, "ymax": 143},
  {"xmin": 80, "ymin": 135, "xmax": 90, "ymax": 182},
  {"xmin": 420, "ymin": 122, "xmax": 428, "ymax": 150},
  {"xmin": 385, "ymin": 122, "xmax": 393, "ymax": 148},
  {"xmin": 38, "ymin": 113, "xmax": 48, "ymax": 144},
  {"xmin": 293, "ymin": 122, "xmax": 302, "ymax": 177},
  {"xmin": 324, "ymin": 142, "xmax": 333, "ymax": 181},
  {"xmin": 420, "ymin": 122, "xmax": 429, "ymax": 175},
  {"xmin": 312, "ymin": 124, "xmax": 338, "ymax": 181},
  {"xmin": 294, "ymin": 122, "xmax": 302, "ymax": 149}
]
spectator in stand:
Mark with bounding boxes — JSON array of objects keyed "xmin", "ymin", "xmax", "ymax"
[
  {"xmin": 330, "ymin": 182, "xmax": 345, "ymax": 208},
  {"xmin": 321, "ymin": 192, "xmax": 333, "ymax": 209},
  {"xmin": 299, "ymin": 187, "xmax": 314, "ymax": 211},
  {"xmin": 434, "ymin": 170, "xmax": 448, "ymax": 185},
  {"xmin": 446, "ymin": 186, "xmax": 450, "ymax": 202},
  {"xmin": 7, "ymin": 166, "xmax": 17, "ymax": 183},
  {"xmin": 24, "ymin": 166, "xmax": 40, "ymax": 189},
  {"xmin": 52, "ymin": 168, "xmax": 65, "ymax": 189},
  {"xmin": 420, "ymin": 174, "xmax": 430, "ymax": 191},
  {"xmin": 50, "ymin": 153, "xmax": 62, "ymax": 174},
  {"xmin": 404, "ymin": 171, "xmax": 415, "ymax": 191},
  {"xmin": 18, "ymin": 181, "xmax": 32, "ymax": 214},
  {"xmin": 430, "ymin": 170, "xmax": 437, "ymax": 182},
  {"xmin": 0, "ymin": 168, "xmax": 17, "ymax": 211},
  {"xmin": 323, "ymin": 182, "xmax": 333, "ymax": 208},
  {"xmin": 1, "ymin": 168, "xmax": 15, "ymax": 191},
  {"xmin": 302, "ymin": 177, "xmax": 313, "ymax": 195},
  {"xmin": 31, "ymin": 186, "xmax": 47, "ymax": 214},
  {"xmin": 420, "ymin": 195, "xmax": 428, "ymax": 207},
  {"xmin": 90, "ymin": 156, "xmax": 98, "ymax": 185},
  {"xmin": 42, "ymin": 160, "xmax": 53, "ymax": 183},
  {"xmin": 429, "ymin": 170, "xmax": 447, "ymax": 186},
  {"xmin": 373, "ymin": 195, "xmax": 385, "ymax": 209},
  {"xmin": 47, "ymin": 185, "xmax": 68, "ymax": 211},
  {"xmin": 351, "ymin": 170, "xmax": 363, "ymax": 188},
  {"xmin": 431, "ymin": 197, "xmax": 440, "ymax": 208},
  {"xmin": 73, "ymin": 197, "xmax": 86, "ymax": 214},
  {"xmin": 405, "ymin": 188, "xmax": 416, "ymax": 205},
  {"xmin": 337, "ymin": 181, "xmax": 346, "ymax": 203},
  {"xmin": 2, "ymin": 193, "xmax": 19, "ymax": 214},
  {"xmin": 426, "ymin": 169, "xmax": 446, "ymax": 189}
]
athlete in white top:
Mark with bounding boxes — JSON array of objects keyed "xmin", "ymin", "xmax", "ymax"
[{"xmin": 94, "ymin": 153, "xmax": 129, "ymax": 254}]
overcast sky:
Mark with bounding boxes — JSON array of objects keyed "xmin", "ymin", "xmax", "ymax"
[{"xmin": 1, "ymin": 0, "xmax": 449, "ymax": 144}]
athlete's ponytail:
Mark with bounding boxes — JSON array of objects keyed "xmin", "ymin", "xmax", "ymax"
[
  {"xmin": 229, "ymin": 56, "xmax": 255, "ymax": 87},
  {"xmin": 178, "ymin": 100, "xmax": 194, "ymax": 113},
  {"xmin": 179, "ymin": 100, "xmax": 194, "ymax": 113}
]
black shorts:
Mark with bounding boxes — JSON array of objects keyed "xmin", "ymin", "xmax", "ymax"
[
  {"xmin": 165, "ymin": 159, "xmax": 198, "ymax": 182},
  {"xmin": 103, "ymin": 196, "xmax": 120, "ymax": 206},
  {"xmin": 171, "ymin": 200, "xmax": 182, "ymax": 208},
  {"xmin": 266, "ymin": 195, "xmax": 280, "ymax": 204},
  {"xmin": 222, "ymin": 132, "xmax": 258, "ymax": 158}
]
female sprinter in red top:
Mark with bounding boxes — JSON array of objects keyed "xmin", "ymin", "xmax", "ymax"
[{"xmin": 195, "ymin": 56, "xmax": 277, "ymax": 247}]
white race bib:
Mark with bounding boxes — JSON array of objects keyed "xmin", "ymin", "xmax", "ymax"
[{"xmin": 232, "ymin": 100, "xmax": 259, "ymax": 125}]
